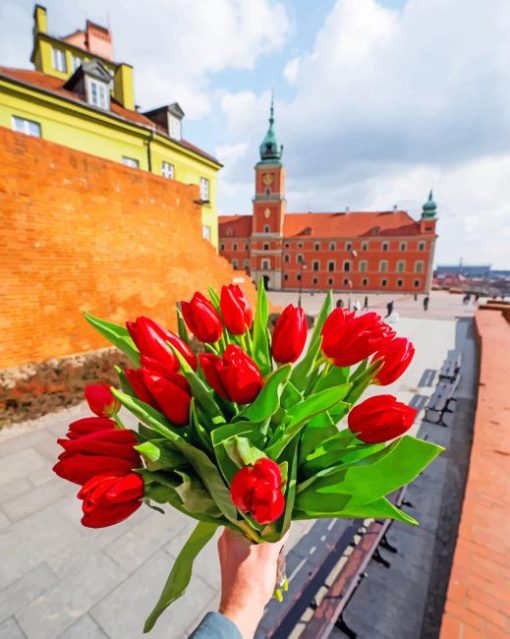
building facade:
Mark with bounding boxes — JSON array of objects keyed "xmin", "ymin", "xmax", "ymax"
[
  {"xmin": 0, "ymin": 4, "xmax": 222, "ymax": 247},
  {"xmin": 219, "ymin": 101, "xmax": 438, "ymax": 293}
]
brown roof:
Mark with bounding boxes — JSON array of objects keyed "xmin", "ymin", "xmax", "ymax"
[
  {"xmin": 219, "ymin": 211, "xmax": 423, "ymax": 238},
  {"xmin": 0, "ymin": 66, "xmax": 220, "ymax": 165}
]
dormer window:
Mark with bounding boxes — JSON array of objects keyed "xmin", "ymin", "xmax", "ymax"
[
  {"xmin": 169, "ymin": 114, "xmax": 181, "ymax": 140},
  {"xmin": 52, "ymin": 47, "xmax": 67, "ymax": 73},
  {"xmin": 86, "ymin": 76, "xmax": 109, "ymax": 109}
]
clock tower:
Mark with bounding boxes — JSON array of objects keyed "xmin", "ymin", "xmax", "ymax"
[{"xmin": 251, "ymin": 97, "xmax": 286, "ymax": 289}]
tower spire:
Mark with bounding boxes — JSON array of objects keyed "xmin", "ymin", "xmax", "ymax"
[
  {"xmin": 421, "ymin": 189, "xmax": 437, "ymax": 219},
  {"xmin": 258, "ymin": 93, "xmax": 282, "ymax": 163}
]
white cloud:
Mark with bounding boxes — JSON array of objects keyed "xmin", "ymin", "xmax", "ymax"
[
  {"xmin": 283, "ymin": 56, "xmax": 300, "ymax": 84},
  {"xmin": 219, "ymin": 0, "xmax": 510, "ymax": 267}
]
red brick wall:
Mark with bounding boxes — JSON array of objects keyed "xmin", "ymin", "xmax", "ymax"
[{"xmin": 0, "ymin": 127, "xmax": 256, "ymax": 368}]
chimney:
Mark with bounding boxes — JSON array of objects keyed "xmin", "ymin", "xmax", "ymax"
[{"xmin": 85, "ymin": 19, "xmax": 113, "ymax": 60}]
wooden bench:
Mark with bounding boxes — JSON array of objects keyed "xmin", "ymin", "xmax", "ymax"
[
  {"xmin": 439, "ymin": 353, "xmax": 462, "ymax": 381},
  {"xmin": 425, "ymin": 377, "xmax": 459, "ymax": 427},
  {"xmin": 259, "ymin": 488, "xmax": 410, "ymax": 639}
]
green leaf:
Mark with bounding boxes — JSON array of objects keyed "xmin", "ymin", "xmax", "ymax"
[
  {"xmin": 293, "ymin": 495, "xmax": 418, "ymax": 526},
  {"xmin": 313, "ymin": 365, "xmax": 350, "ymax": 393},
  {"xmin": 223, "ymin": 436, "xmax": 266, "ymax": 468},
  {"xmin": 252, "ymin": 280, "xmax": 271, "ymax": 376},
  {"xmin": 190, "ymin": 401, "xmax": 214, "ymax": 454},
  {"xmin": 176, "ymin": 307, "xmax": 191, "ymax": 346},
  {"xmin": 208, "ymin": 285, "xmax": 221, "ymax": 313},
  {"xmin": 83, "ymin": 312, "xmax": 140, "ymax": 366},
  {"xmin": 211, "ymin": 423, "xmax": 265, "ymax": 484},
  {"xmin": 281, "ymin": 381, "xmax": 302, "ymax": 410},
  {"xmin": 135, "ymin": 440, "xmax": 185, "ymax": 470},
  {"xmin": 112, "ymin": 389, "xmax": 237, "ymax": 523},
  {"xmin": 114, "ymin": 365, "xmax": 137, "ymax": 398},
  {"xmin": 233, "ymin": 364, "xmax": 291, "ymax": 424},
  {"xmin": 299, "ymin": 412, "xmax": 338, "ymax": 462},
  {"xmin": 143, "ymin": 521, "xmax": 218, "ymax": 632},
  {"xmin": 266, "ymin": 384, "xmax": 351, "ymax": 460},
  {"xmin": 296, "ymin": 436, "xmax": 443, "ymax": 510},
  {"xmin": 302, "ymin": 437, "xmax": 384, "ymax": 476},
  {"xmin": 173, "ymin": 470, "xmax": 223, "ymax": 517},
  {"xmin": 290, "ymin": 291, "xmax": 332, "ymax": 390}
]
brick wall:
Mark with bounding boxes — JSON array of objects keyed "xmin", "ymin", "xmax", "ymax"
[{"xmin": 0, "ymin": 127, "xmax": 256, "ymax": 369}]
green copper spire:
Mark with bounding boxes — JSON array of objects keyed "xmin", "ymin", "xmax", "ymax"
[
  {"xmin": 422, "ymin": 189, "xmax": 437, "ymax": 218},
  {"xmin": 258, "ymin": 94, "xmax": 283, "ymax": 163}
]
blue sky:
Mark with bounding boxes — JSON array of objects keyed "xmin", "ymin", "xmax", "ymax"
[{"xmin": 1, "ymin": 0, "xmax": 510, "ymax": 268}]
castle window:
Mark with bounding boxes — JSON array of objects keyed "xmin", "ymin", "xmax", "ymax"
[
  {"xmin": 265, "ymin": 188, "xmax": 271, "ymax": 196},
  {"xmin": 12, "ymin": 116, "xmax": 41, "ymax": 138},
  {"xmin": 87, "ymin": 77, "xmax": 109, "ymax": 109},
  {"xmin": 226, "ymin": 227, "xmax": 233, "ymax": 237},
  {"xmin": 415, "ymin": 260, "xmax": 424, "ymax": 273},
  {"xmin": 72, "ymin": 55, "xmax": 82, "ymax": 72},
  {"xmin": 296, "ymin": 253, "xmax": 304, "ymax": 264},
  {"xmin": 284, "ymin": 254, "xmax": 290, "ymax": 263},
  {"xmin": 312, "ymin": 260, "xmax": 320, "ymax": 272},
  {"xmin": 232, "ymin": 243, "xmax": 238, "ymax": 251},
  {"xmin": 361, "ymin": 242, "xmax": 368, "ymax": 251},
  {"xmin": 297, "ymin": 242, "xmax": 303, "ymax": 248},
  {"xmin": 263, "ymin": 243, "xmax": 269, "ymax": 250},
  {"xmin": 312, "ymin": 277, "xmax": 319, "ymax": 285},
  {"xmin": 261, "ymin": 258, "xmax": 271, "ymax": 270},
  {"xmin": 169, "ymin": 114, "xmax": 181, "ymax": 140},
  {"xmin": 359, "ymin": 260, "xmax": 367, "ymax": 273},
  {"xmin": 314, "ymin": 242, "xmax": 321, "ymax": 251},
  {"xmin": 200, "ymin": 178, "xmax": 210, "ymax": 202},
  {"xmin": 296, "ymin": 273, "xmax": 302, "ymax": 281},
  {"xmin": 330, "ymin": 242, "xmax": 336, "ymax": 251},
  {"xmin": 284, "ymin": 242, "xmax": 290, "ymax": 248},
  {"xmin": 342, "ymin": 261, "xmax": 350, "ymax": 272},
  {"xmin": 379, "ymin": 260, "xmax": 388, "ymax": 273},
  {"xmin": 122, "ymin": 157, "xmax": 139, "ymax": 168},
  {"xmin": 328, "ymin": 277, "xmax": 334, "ymax": 286},
  {"xmin": 400, "ymin": 242, "xmax": 407, "ymax": 251},
  {"xmin": 343, "ymin": 278, "xmax": 350, "ymax": 285},
  {"xmin": 329, "ymin": 261, "xmax": 336, "ymax": 272},
  {"xmin": 382, "ymin": 242, "xmax": 389, "ymax": 251},
  {"xmin": 263, "ymin": 225, "xmax": 270, "ymax": 233},
  {"xmin": 284, "ymin": 274, "xmax": 289, "ymax": 281},
  {"xmin": 414, "ymin": 279, "xmax": 421, "ymax": 287},
  {"xmin": 243, "ymin": 259, "xmax": 250, "ymax": 270},
  {"xmin": 362, "ymin": 277, "xmax": 369, "ymax": 286},
  {"xmin": 397, "ymin": 260, "xmax": 405, "ymax": 273},
  {"xmin": 161, "ymin": 161, "xmax": 174, "ymax": 179},
  {"xmin": 220, "ymin": 243, "xmax": 225, "ymax": 252},
  {"xmin": 345, "ymin": 242, "xmax": 352, "ymax": 251},
  {"xmin": 52, "ymin": 47, "xmax": 67, "ymax": 73},
  {"xmin": 381, "ymin": 278, "xmax": 388, "ymax": 287},
  {"xmin": 397, "ymin": 279, "xmax": 404, "ymax": 287},
  {"xmin": 232, "ymin": 259, "xmax": 239, "ymax": 269},
  {"xmin": 418, "ymin": 241, "xmax": 425, "ymax": 251},
  {"xmin": 245, "ymin": 242, "xmax": 250, "ymax": 250}
]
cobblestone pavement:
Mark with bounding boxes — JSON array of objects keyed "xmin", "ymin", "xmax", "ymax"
[{"xmin": 0, "ymin": 299, "xmax": 465, "ymax": 639}]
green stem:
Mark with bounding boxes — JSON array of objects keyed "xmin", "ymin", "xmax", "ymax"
[{"xmin": 113, "ymin": 413, "xmax": 125, "ymax": 429}]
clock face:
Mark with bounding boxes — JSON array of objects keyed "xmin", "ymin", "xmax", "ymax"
[
  {"xmin": 264, "ymin": 208, "xmax": 271, "ymax": 219},
  {"xmin": 262, "ymin": 173, "xmax": 274, "ymax": 186}
]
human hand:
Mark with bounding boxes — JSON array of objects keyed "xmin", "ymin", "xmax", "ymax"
[{"xmin": 217, "ymin": 527, "xmax": 287, "ymax": 639}]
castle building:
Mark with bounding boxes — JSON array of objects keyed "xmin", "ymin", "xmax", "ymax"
[
  {"xmin": 0, "ymin": 4, "xmax": 222, "ymax": 247},
  {"xmin": 219, "ymin": 100, "xmax": 438, "ymax": 293}
]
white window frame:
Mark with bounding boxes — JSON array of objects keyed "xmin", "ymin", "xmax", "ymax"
[
  {"xmin": 415, "ymin": 260, "xmax": 424, "ymax": 273},
  {"xmin": 312, "ymin": 260, "xmax": 320, "ymax": 272},
  {"xmin": 381, "ymin": 278, "xmax": 388, "ymax": 287},
  {"xmin": 243, "ymin": 259, "xmax": 250, "ymax": 270},
  {"xmin": 11, "ymin": 116, "xmax": 41, "ymax": 137},
  {"xmin": 232, "ymin": 258, "xmax": 239, "ymax": 269},
  {"xmin": 52, "ymin": 47, "xmax": 67, "ymax": 73},
  {"xmin": 359, "ymin": 260, "xmax": 367, "ymax": 273},
  {"xmin": 397, "ymin": 260, "xmax": 406, "ymax": 273},
  {"xmin": 362, "ymin": 277, "xmax": 369, "ymax": 286},
  {"xmin": 168, "ymin": 114, "xmax": 181, "ymax": 140},
  {"xmin": 400, "ymin": 241, "xmax": 407, "ymax": 251},
  {"xmin": 162, "ymin": 161, "xmax": 175, "ymax": 179},
  {"xmin": 314, "ymin": 242, "xmax": 321, "ymax": 251},
  {"xmin": 200, "ymin": 177, "xmax": 210, "ymax": 202},
  {"xmin": 382, "ymin": 241, "xmax": 389, "ymax": 252},
  {"xmin": 263, "ymin": 224, "xmax": 270, "ymax": 233},
  {"xmin": 379, "ymin": 260, "xmax": 388, "ymax": 273},
  {"xmin": 418, "ymin": 241, "xmax": 425, "ymax": 251},
  {"xmin": 86, "ymin": 77, "xmax": 109, "ymax": 110},
  {"xmin": 122, "ymin": 156, "xmax": 139, "ymax": 168},
  {"xmin": 261, "ymin": 258, "xmax": 271, "ymax": 270},
  {"xmin": 345, "ymin": 241, "xmax": 352, "ymax": 251},
  {"xmin": 361, "ymin": 241, "xmax": 369, "ymax": 251},
  {"xmin": 342, "ymin": 260, "xmax": 350, "ymax": 272},
  {"xmin": 202, "ymin": 225, "xmax": 211, "ymax": 241},
  {"xmin": 329, "ymin": 261, "xmax": 336, "ymax": 273},
  {"xmin": 72, "ymin": 55, "xmax": 82, "ymax": 72},
  {"xmin": 329, "ymin": 242, "xmax": 336, "ymax": 251}
]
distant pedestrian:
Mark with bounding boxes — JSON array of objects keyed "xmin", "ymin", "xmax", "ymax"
[
  {"xmin": 363, "ymin": 296, "xmax": 368, "ymax": 310},
  {"xmin": 336, "ymin": 299, "xmax": 344, "ymax": 309},
  {"xmin": 385, "ymin": 301, "xmax": 394, "ymax": 318},
  {"xmin": 414, "ymin": 293, "xmax": 418, "ymax": 302},
  {"xmin": 353, "ymin": 299, "xmax": 361, "ymax": 312},
  {"xmin": 423, "ymin": 296, "xmax": 429, "ymax": 312},
  {"xmin": 475, "ymin": 293, "xmax": 480, "ymax": 302}
]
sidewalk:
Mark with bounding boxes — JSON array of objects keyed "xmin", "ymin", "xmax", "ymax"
[{"xmin": 0, "ymin": 314, "xmax": 460, "ymax": 639}]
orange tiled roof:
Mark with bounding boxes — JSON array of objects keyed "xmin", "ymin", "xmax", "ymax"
[
  {"xmin": 219, "ymin": 210, "xmax": 422, "ymax": 238},
  {"xmin": 0, "ymin": 67, "xmax": 220, "ymax": 165}
]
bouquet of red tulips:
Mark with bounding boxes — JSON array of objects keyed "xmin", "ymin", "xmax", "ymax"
[{"xmin": 53, "ymin": 284, "xmax": 442, "ymax": 632}]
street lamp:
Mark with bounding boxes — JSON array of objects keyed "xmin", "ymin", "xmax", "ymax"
[{"xmin": 297, "ymin": 255, "xmax": 307, "ymax": 308}]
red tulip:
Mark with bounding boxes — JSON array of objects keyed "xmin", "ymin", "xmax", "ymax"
[
  {"xmin": 78, "ymin": 472, "xmax": 144, "ymax": 528},
  {"xmin": 372, "ymin": 337, "xmax": 416, "ymax": 385},
  {"xmin": 220, "ymin": 284, "xmax": 253, "ymax": 335},
  {"xmin": 199, "ymin": 345, "xmax": 263, "ymax": 404},
  {"xmin": 140, "ymin": 369, "xmax": 191, "ymax": 426},
  {"xmin": 181, "ymin": 292, "xmax": 223, "ymax": 343},
  {"xmin": 84, "ymin": 384, "xmax": 120, "ymax": 417},
  {"xmin": 321, "ymin": 308, "xmax": 395, "ymax": 367},
  {"xmin": 65, "ymin": 416, "xmax": 116, "ymax": 440},
  {"xmin": 348, "ymin": 395, "xmax": 417, "ymax": 443},
  {"xmin": 272, "ymin": 304, "xmax": 307, "ymax": 363},
  {"xmin": 230, "ymin": 458, "xmax": 285, "ymax": 524},
  {"xmin": 127, "ymin": 317, "xmax": 197, "ymax": 371},
  {"xmin": 53, "ymin": 429, "xmax": 141, "ymax": 485}
]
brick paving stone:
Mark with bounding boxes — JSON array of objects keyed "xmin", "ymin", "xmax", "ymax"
[
  {"xmin": 0, "ymin": 563, "xmax": 58, "ymax": 624},
  {"xmin": 0, "ymin": 449, "xmax": 48, "ymax": 487},
  {"xmin": 16, "ymin": 552, "xmax": 126, "ymax": 639},
  {"xmin": 27, "ymin": 466, "xmax": 56, "ymax": 487},
  {"xmin": 0, "ymin": 478, "xmax": 33, "ymax": 502},
  {"xmin": 0, "ymin": 508, "xmax": 10, "ymax": 529},
  {"xmin": 56, "ymin": 615, "xmax": 108, "ymax": 639},
  {"xmin": 2, "ymin": 479, "xmax": 70, "ymax": 521},
  {"xmin": 0, "ymin": 617, "xmax": 26, "ymax": 639},
  {"xmin": 90, "ymin": 550, "xmax": 216, "ymax": 639},
  {"xmin": 0, "ymin": 430, "xmax": 52, "ymax": 457}
]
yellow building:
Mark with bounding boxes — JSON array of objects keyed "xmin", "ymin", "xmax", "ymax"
[{"xmin": 0, "ymin": 4, "xmax": 222, "ymax": 247}]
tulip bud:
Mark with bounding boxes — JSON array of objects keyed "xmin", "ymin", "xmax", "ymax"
[
  {"xmin": 53, "ymin": 429, "xmax": 141, "ymax": 485},
  {"xmin": 230, "ymin": 458, "xmax": 285, "ymax": 524},
  {"xmin": 199, "ymin": 345, "xmax": 262, "ymax": 404},
  {"xmin": 84, "ymin": 384, "xmax": 120, "ymax": 418},
  {"xmin": 127, "ymin": 317, "xmax": 178, "ymax": 371},
  {"xmin": 78, "ymin": 472, "xmax": 144, "ymax": 528},
  {"xmin": 65, "ymin": 416, "xmax": 116, "ymax": 440},
  {"xmin": 348, "ymin": 395, "xmax": 417, "ymax": 443},
  {"xmin": 271, "ymin": 304, "xmax": 307, "ymax": 363},
  {"xmin": 220, "ymin": 284, "xmax": 253, "ymax": 335},
  {"xmin": 372, "ymin": 337, "xmax": 415, "ymax": 385},
  {"xmin": 140, "ymin": 369, "xmax": 191, "ymax": 426},
  {"xmin": 181, "ymin": 292, "xmax": 223, "ymax": 343},
  {"xmin": 321, "ymin": 308, "xmax": 395, "ymax": 367}
]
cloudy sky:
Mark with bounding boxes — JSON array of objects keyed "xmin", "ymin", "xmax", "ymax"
[{"xmin": 2, "ymin": 0, "xmax": 510, "ymax": 267}]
